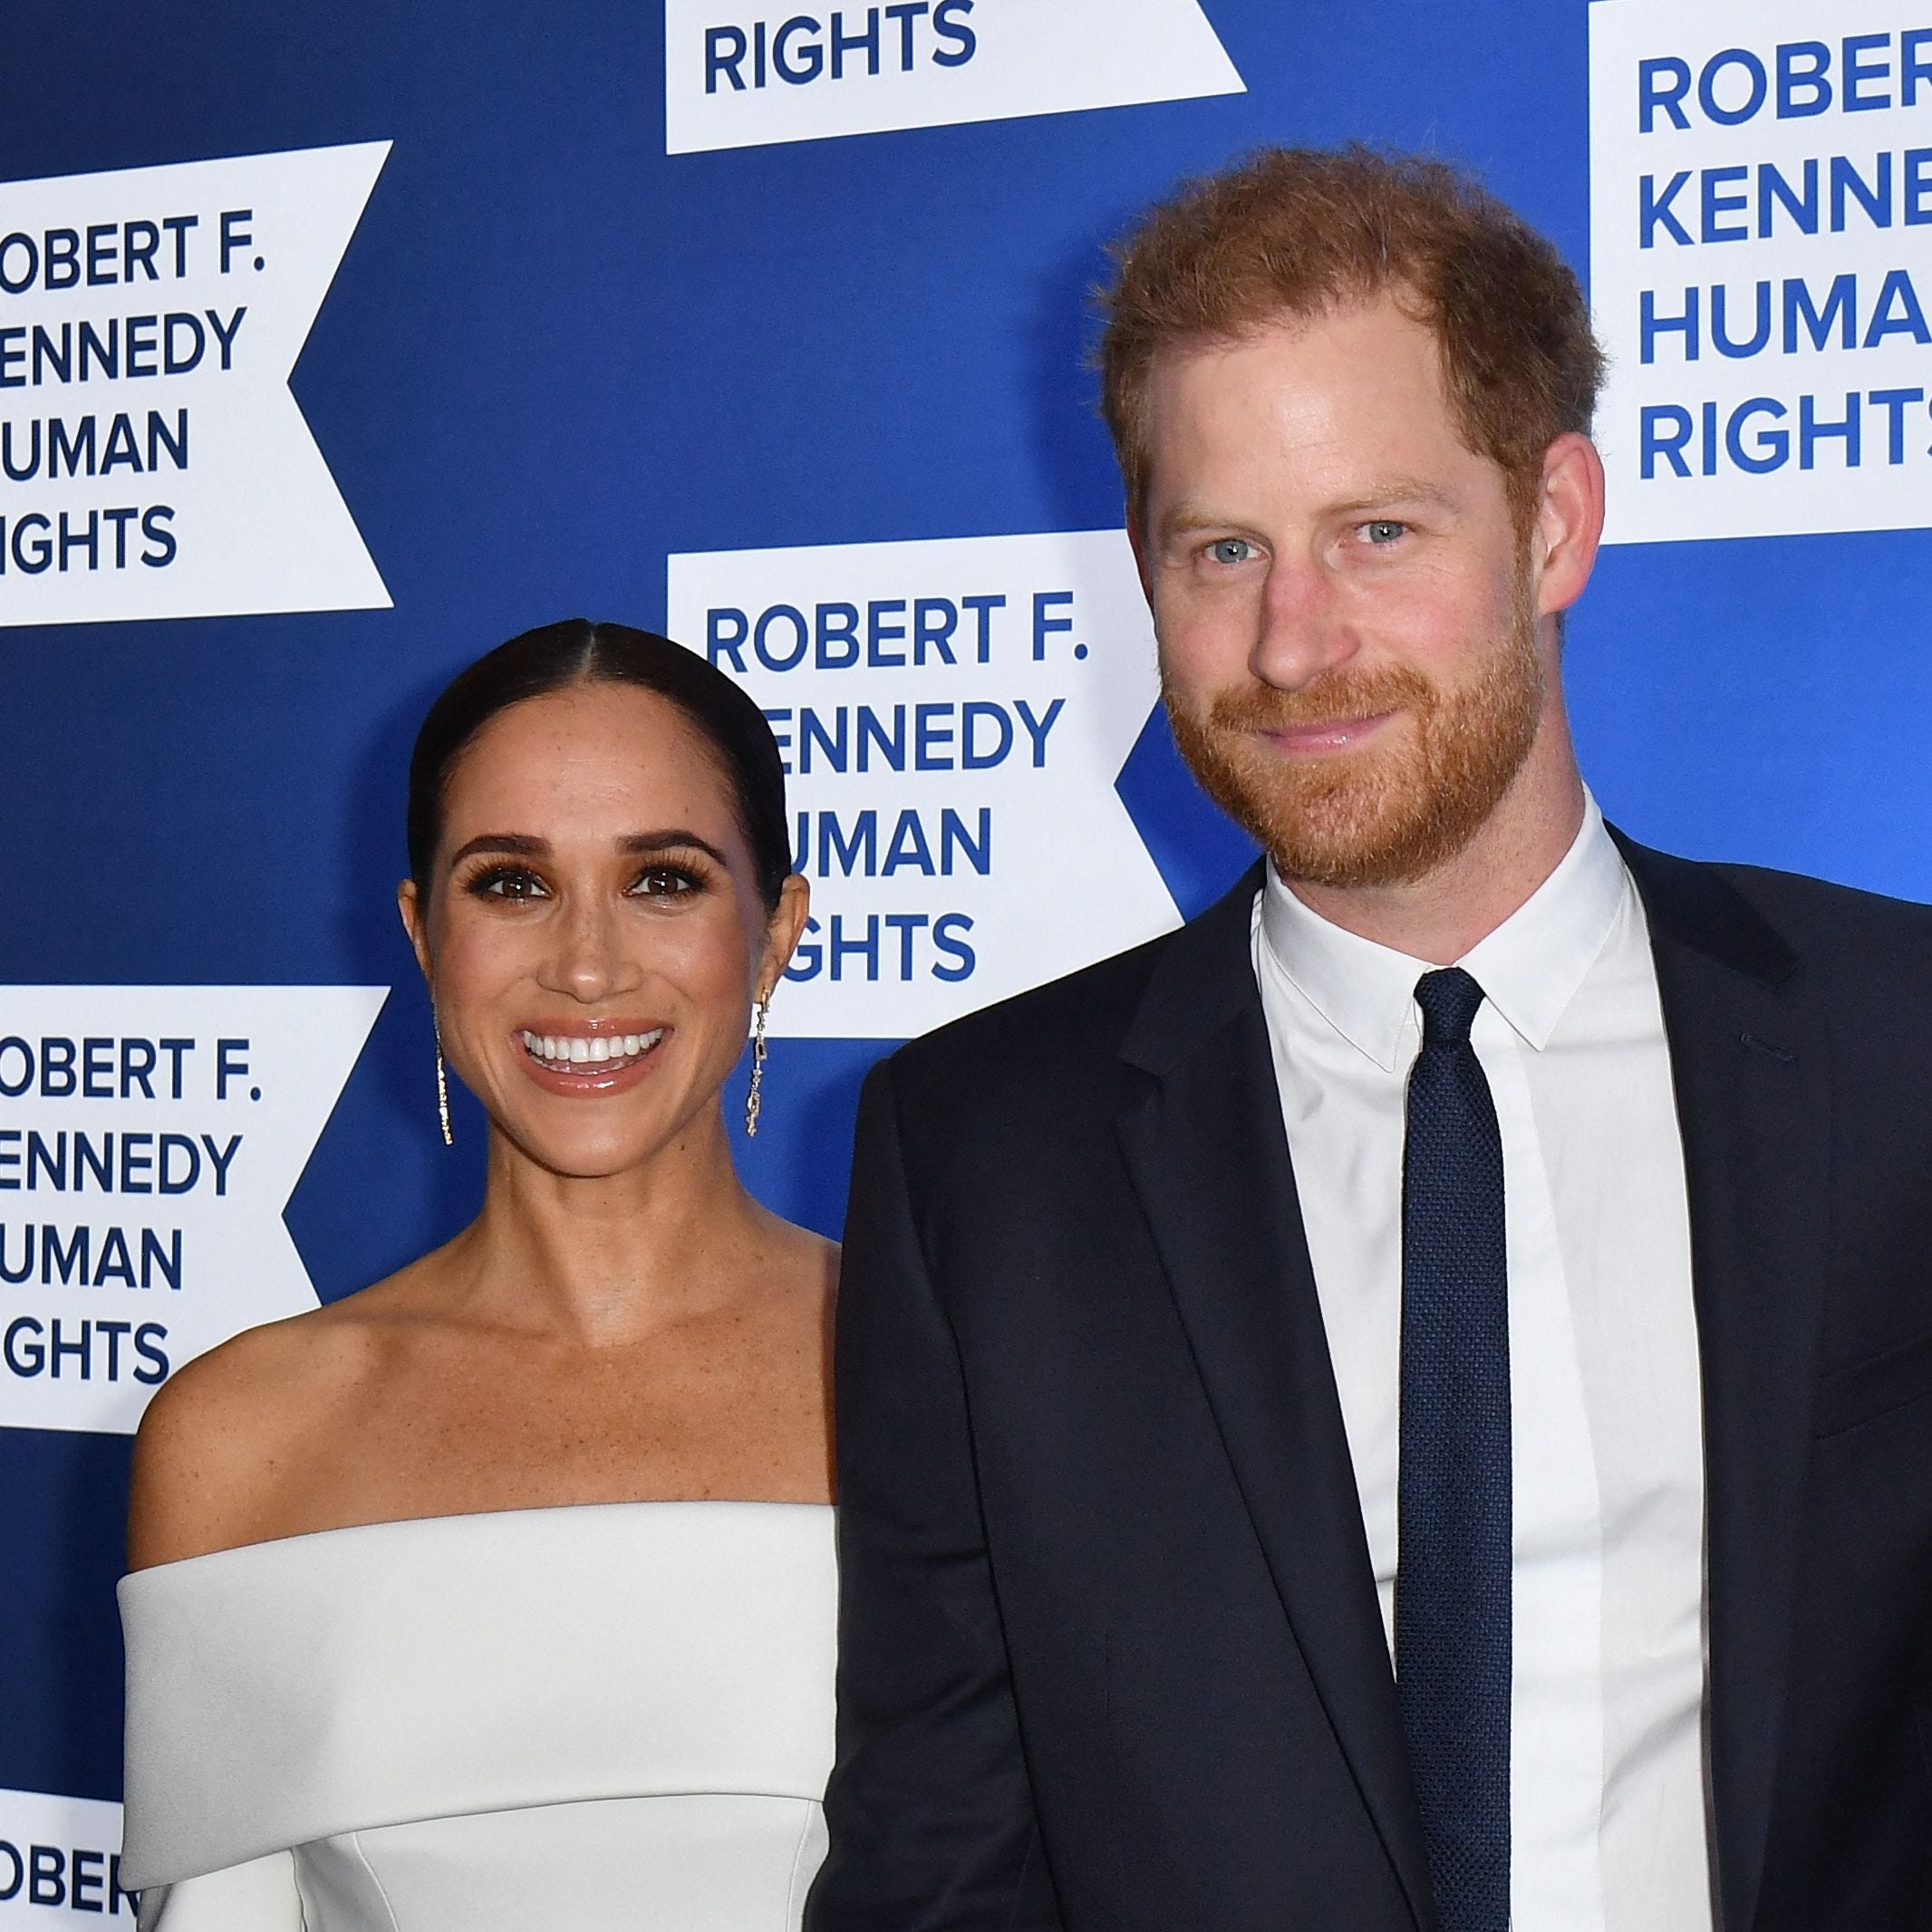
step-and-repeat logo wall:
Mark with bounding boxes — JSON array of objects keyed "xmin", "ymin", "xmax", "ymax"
[
  {"xmin": 671, "ymin": 530, "xmax": 1178, "ymax": 1036},
  {"xmin": 1592, "ymin": 0, "xmax": 1932, "ymax": 542},
  {"xmin": 0, "ymin": 2, "xmax": 1257, "ymax": 1887},
  {"xmin": 5, "ymin": 0, "xmax": 1922, "ymax": 1908}
]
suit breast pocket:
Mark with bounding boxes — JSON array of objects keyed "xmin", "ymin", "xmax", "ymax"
[{"xmin": 1814, "ymin": 1330, "xmax": 1932, "ymax": 1438}]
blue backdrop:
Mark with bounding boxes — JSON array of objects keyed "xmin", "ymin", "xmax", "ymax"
[{"xmin": 3, "ymin": 0, "xmax": 1927, "ymax": 1884}]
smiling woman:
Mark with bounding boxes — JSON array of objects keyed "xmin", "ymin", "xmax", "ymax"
[
  {"xmin": 396, "ymin": 622, "xmax": 803, "ymax": 1181},
  {"xmin": 112, "ymin": 620, "xmax": 838, "ymax": 1932}
]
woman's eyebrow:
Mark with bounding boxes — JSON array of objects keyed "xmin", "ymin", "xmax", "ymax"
[
  {"xmin": 617, "ymin": 830, "xmax": 732, "ymax": 867},
  {"xmin": 446, "ymin": 830, "xmax": 733, "ymax": 868},
  {"xmin": 447, "ymin": 832, "xmax": 547, "ymax": 866}
]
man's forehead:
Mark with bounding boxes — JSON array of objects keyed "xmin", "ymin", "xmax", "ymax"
[
  {"xmin": 1146, "ymin": 321, "xmax": 1461, "ymax": 448},
  {"xmin": 1137, "ymin": 298, "xmax": 1496, "ymax": 510}
]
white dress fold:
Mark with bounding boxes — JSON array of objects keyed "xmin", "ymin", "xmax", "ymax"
[{"xmin": 118, "ymin": 1500, "xmax": 836, "ymax": 1930}]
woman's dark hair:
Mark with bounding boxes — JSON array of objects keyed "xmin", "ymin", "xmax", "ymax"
[{"xmin": 407, "ymin": 619, "xmax": 793, "ymax": 910}]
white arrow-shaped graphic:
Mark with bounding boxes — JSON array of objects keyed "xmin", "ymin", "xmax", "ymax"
[
  {"xmin": 0, "ymin": 985, "xmax": 386, "ymax": 1435},
  {"xmin": 666, "ymin": 0, "xmax": 1244, "ymax": 154},
  {"xmin": 0, "ymin": 142, "xmax": 391, "ymax": 627},
  {"xmin": 670, "ymin": 527, "xmax": 1179, "ymax": 1039}
]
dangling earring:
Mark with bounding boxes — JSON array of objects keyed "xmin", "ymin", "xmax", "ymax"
[
  {"xmin": 433, "ymin": 1011, "xmax": 454, "ymax": 1147},
  {"xmin": 744, "ymin": 993, "xmax": 770, "ymax": 1138}
]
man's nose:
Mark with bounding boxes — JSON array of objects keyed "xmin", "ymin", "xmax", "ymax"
[{"xmin": 1250, "ymin": 555, "xmax": 1361, "ymax": 691}]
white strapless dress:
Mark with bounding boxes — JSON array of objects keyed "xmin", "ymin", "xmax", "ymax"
[{"xmin": 117, "ymin": 1501, "xmax": 836, "ymax": 1930}]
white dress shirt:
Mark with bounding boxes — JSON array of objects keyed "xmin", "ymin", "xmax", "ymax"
[{"xmin": 1251, "ymin": 795, "xmax": 1712, "ymax": 1932}]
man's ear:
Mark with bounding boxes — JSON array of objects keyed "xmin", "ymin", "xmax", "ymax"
[{"xmin": 1533, "ymin": 432, "xmax": 1606, "ymax": 622}]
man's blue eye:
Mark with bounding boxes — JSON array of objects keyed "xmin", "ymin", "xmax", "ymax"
[
  {"xmin": 1365, "ymin": 520, "xmax": 1405, "ymax": 545},
  {"xmin": 1208, "ymin": 538, "xmax": 1251, "ymax": 565}
]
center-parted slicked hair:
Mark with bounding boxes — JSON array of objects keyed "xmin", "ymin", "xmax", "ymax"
[
  {"xmin": 406, "ymin": 618, "xmax": 794, "ymax": 911},
  {"xmin": 1098, "ymin": 145, "xmax": 1605, "ymax": 530}
]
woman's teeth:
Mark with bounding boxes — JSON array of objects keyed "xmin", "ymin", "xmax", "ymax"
[{"xmin": 519, "ymin": 1029, "xmax": 663, "ymax": 1073}]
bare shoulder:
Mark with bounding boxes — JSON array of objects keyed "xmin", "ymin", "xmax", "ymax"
[{"xmin": 125, "ymin": 1265, "xmax": 422, "ymax": 1570}]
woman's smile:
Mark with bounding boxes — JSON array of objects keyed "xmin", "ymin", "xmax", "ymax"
[{"xmin": 516, "ymin": 1021, "xmax": 671, "ymax": 1094}]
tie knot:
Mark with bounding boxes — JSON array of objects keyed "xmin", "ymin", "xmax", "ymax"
[{"xmin": 1414, "ymin": 966, "xmax": 1485, "ymax": 1047}]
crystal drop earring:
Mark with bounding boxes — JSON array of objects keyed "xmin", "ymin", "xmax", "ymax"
[
  {"xmin": 433, "ymin": 1011, "xmax": 454, "ymax": 1147},
  {"xmin": 744, "ymin": 994, "xmax": 770, "ymax": 1138}
]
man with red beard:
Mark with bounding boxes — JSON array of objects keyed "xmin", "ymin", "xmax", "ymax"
[{"xmin": 809, "ymin": 150, "xmax": 1932, "ymax": 1932}]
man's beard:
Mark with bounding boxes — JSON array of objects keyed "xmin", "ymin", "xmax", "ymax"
[{"xmin": 1164, "ymin": 598, "xmax": 1546, "ymax": 891}]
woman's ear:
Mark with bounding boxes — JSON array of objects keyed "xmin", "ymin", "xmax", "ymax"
[
  {"xmin": 397, "ymin": 879, "xmax": 433, "ymax": 983},
  {"xmin": 759, "ymin": 874, "xmax": 812, "ymax": 997}
]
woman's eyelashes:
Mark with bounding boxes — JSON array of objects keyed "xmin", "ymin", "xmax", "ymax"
[
  {"xmin": 627, "ymin": 861, "xmax": 708, "ymax": 900},
  {"xmin": 456, "ymin": 856, "xmax": 715, "ymax": 906},
  {"xmin": 464, "ymin": 862, "xmax": 548, "ymax": 903}
]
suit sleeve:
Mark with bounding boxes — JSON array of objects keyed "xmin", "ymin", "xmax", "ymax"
[{"xmin": 806, "ymin": 1057, "xmax": 1061, "ymax": 1932}]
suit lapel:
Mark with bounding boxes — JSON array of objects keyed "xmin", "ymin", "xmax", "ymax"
[
  {"xmin": 1116, "ymin": 867, "xmax": 1432, "ymax": 1930},
  {"xmin": 1618, "ymin": 836, "xmax": 1831, "ymax": 1932}
]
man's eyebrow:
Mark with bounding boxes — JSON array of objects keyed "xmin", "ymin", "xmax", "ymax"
[
  {"xmin": 1156, "ymin": 479, "xmax": 1463, "ymax": 540},
  {"xmin": 1327, "ymin": 478, "xmax": 1463, "ymax": 516},
  {"xmin": 1159, "ymin": 507, "xmax": 1244, "ymax": 538}
]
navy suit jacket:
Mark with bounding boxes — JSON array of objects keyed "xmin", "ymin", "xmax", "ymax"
[{"xmin": 807, "ymin": 838, "xmax": 1932, "ymax": 1931}]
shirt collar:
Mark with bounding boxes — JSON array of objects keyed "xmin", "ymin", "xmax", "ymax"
[{"xmin": 1256, "ymin": 791, "xmax": 1628, "ymax": 1071}]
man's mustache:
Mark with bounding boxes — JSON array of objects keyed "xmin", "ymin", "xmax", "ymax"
[{"xmin": 1186, "ymin": 666, "xmax": 1438, "ymax": 735}]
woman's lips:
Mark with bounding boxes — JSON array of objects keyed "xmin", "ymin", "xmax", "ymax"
[{"xmin": 515, "ymin": 1025, "xmax": 668, "ymax": 1095}]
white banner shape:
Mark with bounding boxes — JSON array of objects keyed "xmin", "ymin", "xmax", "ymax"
[
  {"xmin": 0, "ymin": 142, "xmax": 391, "ymax": 624},
  {"xmin": 0, "ymin": 986, "xmax": 386, "ymax": 1435},
  {"xmin": 665, "ymin": 0, "xmax": 1244, "ymax": 154},
  {"xmin": 669, "ymin": 529, "xmax": 1178, "ymax": 1038},
  {"xmin": 0, "ymin": 1790, "xmax": 132, "ymax": 1921},
  {"xmin": 1591, "ymin": 2, "xmax": 1932, "ymax": 544}
]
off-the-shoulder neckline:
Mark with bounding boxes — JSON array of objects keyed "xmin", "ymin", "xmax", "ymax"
[{"xmin": 122, "ymin": 1495, "xmax": 836, "ymax": 1581}]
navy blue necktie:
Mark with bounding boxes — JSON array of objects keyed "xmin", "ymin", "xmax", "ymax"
[{"xmin": 1396, "ymin": 967, "xmax": 1511, "ymax": 1932}]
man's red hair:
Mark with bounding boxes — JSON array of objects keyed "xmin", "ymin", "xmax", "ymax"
[{"xmin": 1098, "ymin": 146, "xmax": 1605, "ymax": 531}]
